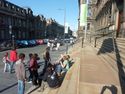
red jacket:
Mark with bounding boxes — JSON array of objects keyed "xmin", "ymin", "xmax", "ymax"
[{"xmin": 10, "ymin": 50, "xmax": 17, "ymax": 62}]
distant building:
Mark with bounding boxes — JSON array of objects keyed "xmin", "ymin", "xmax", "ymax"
[
  {"xmin": 0, "ymin": 0, "xmax": 71, "ymax": 41},
  {"xmin": 78, "ymin": 0, "xmax": 95, "ymax": 38},
  {"xmin": 78, "ymin": 0, "xmax": 124, "ymax": 38},
  {"xmin": 0, "ymin": 0, "xmax": 27, "ymax": 40}
]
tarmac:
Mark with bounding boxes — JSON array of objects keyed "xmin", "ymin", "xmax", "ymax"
[{"xmin": 26, "ymin": 40, "xmax": 124, "ymax": 94}]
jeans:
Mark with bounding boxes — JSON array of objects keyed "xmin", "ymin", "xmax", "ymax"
[
  {"xmin": 4, "ymin": 63, "xmax": 10, "ymax": 72},
  {"xmin": 18, "ymin": 80, "xmax": 25, "ymax": 94},
  {"xmin": 55, "ymin": 64, "xmax": 62, "ymax": 73},
  {"xmin": 32, "ymin": 70, "xmax": 38, "ymax": 85},
  {"xmin": 10, "ymin": 62, "xmax": 15, "ymax": 73},
  {"xmin": 55, "ymin": 64, "xmax": 67, "ymax": 74}
]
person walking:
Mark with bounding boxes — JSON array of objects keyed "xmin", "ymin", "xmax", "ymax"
[
  {"xmin": 10, "ymin": 47, "xmax": 18, "ymax": 73},
  {"xmin": 43, "ymin": 47, "xmax": 51, "ymax": 71},
  {"xmin": 3, "ymin": 52, "xmax": 11, "ymax": 72},
  {"xmin": 56, "ymin": 42, "xmax": 60, "ymax": 50},
  {"xmin": 47, "ymin": 41, "xmax": 51, "ymax": 50},
  {"xmin": 29, "ymin": 54, "xmax": 39, "ymax": 86},
  {"xmin": 27, "ymin": 53, "xmax": 33, "ymax": 82},
  {"xmin": 15, "ymin": 53, "xmax": 26, "ymax": 94}
]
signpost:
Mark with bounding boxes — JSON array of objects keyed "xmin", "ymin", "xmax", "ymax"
[
  {"xmin": 9, "ymin": 25, "xmax": 15, "ymax": 48},
  {"xmin": 65, "ymin": 22, "xmax": 68, "ymax": 54}
]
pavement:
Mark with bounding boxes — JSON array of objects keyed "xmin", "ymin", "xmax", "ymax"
[
  {"xmin": 0, "ymin": 44, "xmax": 67, "ymax": 94},
  {"xmin": 0, "ymin": 45, "xmax": 47, "ymax": 94},
  {"xmin": 25, "ymin": 40, "xmax": 125, "ymax": 94},
  {"xmin": 79, "ymin": 42, "xmax": 124, "ymax": 94}
]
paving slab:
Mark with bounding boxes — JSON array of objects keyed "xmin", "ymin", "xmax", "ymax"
[{"xmin": 79, "ymin": 44, "xmax": 122, "ymax": 94}]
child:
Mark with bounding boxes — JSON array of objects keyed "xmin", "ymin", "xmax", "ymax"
[{"xmin": 3, "ymin": 52, "xmax": 10, "ymax": 72}]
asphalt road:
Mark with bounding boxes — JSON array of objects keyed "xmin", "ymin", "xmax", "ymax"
[{"xmin": 0, "ymin": 44, "xmax": 66, "ymax": 94}]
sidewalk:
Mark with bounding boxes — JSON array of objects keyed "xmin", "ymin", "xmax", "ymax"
[
  {"xmin": 26, "ymin": 41, "xmax": 123, "ymax": 94},
  {"xmin": 79, "ymin": 43, "xmax": 122, "ymax": 94}
]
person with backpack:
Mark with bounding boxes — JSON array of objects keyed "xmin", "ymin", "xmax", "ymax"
[
  {"xmin": 60, "ymin": 55, "xmax": 70, "ymax": 73},
  {"xmin": 46, "ymin": 70, "xmax": 60, "ymax": 88},
  {"xmin": 37, "ymin": 63, "xmax": 60, "ymax": 92},
  {"xmin": 29, "ymin": 54, "xmax": 39, "ymax": 86}
]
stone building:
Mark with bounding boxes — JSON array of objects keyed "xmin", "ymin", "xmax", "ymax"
[
  {"xmin": 46, "ymin": 18, "xmax": 64, "ymax": 39},
  {"xmin": 78, "ymin": 0, "xmax": 124, "ymax": 38},
  {"xmin": 92, "ymin": 0, "xmax": 124, "ymax": 38},
  {"xmin": 0, "ymin": 0, "xmax": 72, "ymax": 41},
  {"xmin": 0, "ymin": 0, "xmax": 27, "ymax": 40},
  {"xmin": 33, "ymin": 15, "xmax": 46, "ymax": 39}
]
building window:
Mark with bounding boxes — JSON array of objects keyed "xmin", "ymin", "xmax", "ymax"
[
  {"xmin": 87, "ymin": 23, "xmax": 90, "ymax": 30},
  {"xmin": 11, "ymin": 5, "xmax": 15, "ymax": 10},
  {"xmin": 4, "ymin": 2, "xmax": 8, "ymax": 8},
  {"xmin": 17, "ymin": 8, "xmax": 20, "ymax": 12},
  {"xmin": 6, "ymin": 3, "xmax": 8, "ymax": 7},
  {"xmin": 0, "ymin": 1, "xmax": 3, "ymax": 7},
  {"xmin": 21, "ymin": 10, "xmax": 24, "ymax": 13}
]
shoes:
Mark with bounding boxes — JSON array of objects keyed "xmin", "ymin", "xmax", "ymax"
[
  {"xmin": 27, "ymin": 81, "xmax": 32, "ymax": 83},
  {"xmin": 37, "ymin": 87, "xmax": 44, "ymax": 92}
]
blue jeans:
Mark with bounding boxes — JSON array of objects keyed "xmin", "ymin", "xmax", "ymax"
[
  {"xmin": 18, "ymin": 80, "xmax": 25, "ymax": 94},
  {"xmin": 55, "ymin": 64, "xmax": 62, "ymax": 73},
  {"xmin": 55, "ymin": 64, "xmax": 67, "ymax": 74},
  {"xmin": 10, "ymin": 62, "xmax": 15, "ymax": 73},
  {"xmin": 4, "ymin": 63, "xmax": 10, "ymax": 72}
]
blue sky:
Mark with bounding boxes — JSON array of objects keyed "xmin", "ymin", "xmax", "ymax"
[{"xmin": 8, "ymin": 0, "xmax": 79, "ymax": 31}]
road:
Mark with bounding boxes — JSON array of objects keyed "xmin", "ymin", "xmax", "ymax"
[{"xmin": 0, "ymin": 45, "xmax": 66, "ymax": 94}]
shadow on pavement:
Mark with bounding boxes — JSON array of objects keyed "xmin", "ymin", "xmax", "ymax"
[
  {"xmin": 114, "ymin": 39, "xmax": 125, "ymax": 94},
  {"xmin": 97, "ymin": 38, "xmax": 125, "ymax": 94},
  {"xmin": 100, "ymin": 85, "xmax": 117, "ymax": 94},
  {"xmin": 0, "ymin": 83, "xmax": 17, "ymax": 93},
  {"xmin": 26, "ymin": 86, "xmax": 39, "ymax": 94}
]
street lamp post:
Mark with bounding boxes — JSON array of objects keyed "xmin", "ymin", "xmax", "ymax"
[
  {"xmin": 9, "ymin": 25, "xmax": 12, "ymax": 38},
  {"xmin": 12, "ymin": 35, "xmax": 15, "ymax": 48},
  {"xmin": 58, "ymin": 8, "xmax": 68, "ymax": 54},
  {"xmin": 9, "ymin": 25, "xmax": 15, "ymax": 48},
  {"xmin": 58, "ymin": 8, "xmax": 66, "ymax": 41}
]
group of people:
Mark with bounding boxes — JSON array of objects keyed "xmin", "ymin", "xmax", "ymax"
[
  {"xmin": 3, "ymin": 47, "xmax": 17, "ymax": 73},
  {"xmin": 2, "ymin": 46, "xmax": 72, "ymax": 94},
  {"xmin": 37, "ymin": 47, "xmax": 72, "ymax": 92},
  {"xmin": 47, "ymin": 41, "xmax": 60, "ymax": 51}
]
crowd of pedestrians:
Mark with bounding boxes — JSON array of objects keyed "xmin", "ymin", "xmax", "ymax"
[{"xmin": 2, "ymin": 45, "xmax": 73, "ymax": 94}]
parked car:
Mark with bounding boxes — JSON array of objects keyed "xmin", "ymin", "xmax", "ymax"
[
  {"xmin": 36, "ymin": 39, "xmax": 44, "ymax": 45},
  {"xmin": 43, "ymin": 39, "xmax": 49, "ymax": 44},
  {"xmin": 0, "ymin": 40, "xmax": 14, "ymax": 51},
  {"xmin": 28, "ymin": 40, "xmax": 37, "ymax": 46},
  {"xmin": 16, "ymin": 40, "xmax": 29, "ymax": 48}
]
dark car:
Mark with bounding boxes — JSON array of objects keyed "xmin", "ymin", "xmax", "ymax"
[
  {"xmin": 16, "ymin": 40, "xmax": 29, "ymax": 48},
  {"xmin": 28, "ymin": 40, "xmax": 37, "ymax": 46},
  {"xmin": 0, "ymin": 40, "xmax": 14, "ymax": 51}
]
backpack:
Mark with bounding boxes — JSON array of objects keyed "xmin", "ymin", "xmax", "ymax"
[{"xmin": 47, "ymin": 71, "xmax": 60, "ymax": 88}]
